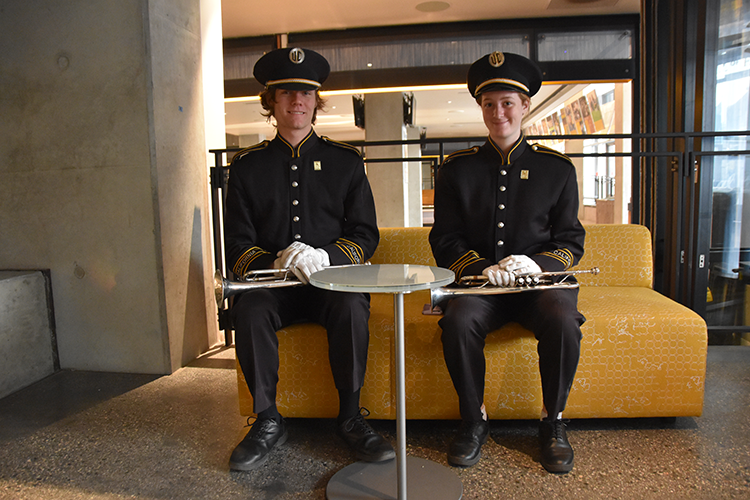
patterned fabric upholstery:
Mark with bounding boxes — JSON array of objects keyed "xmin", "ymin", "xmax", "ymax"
[{"xmin": 237, "ymin": 224, "xmax": 707, "ymax": 419}]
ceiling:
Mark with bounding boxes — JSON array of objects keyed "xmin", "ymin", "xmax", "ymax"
[
  {"xmin": 220, "ymin": 0, "xmax": 639, "ymax": 143},
  {"xmin": 220, "ymin": 0, "xmax": 638, "ymax": 40}
]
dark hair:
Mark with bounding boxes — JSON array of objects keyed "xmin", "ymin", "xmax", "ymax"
[{"xmin": 259, "ymin": 87, "xmax": 327, "ymax": 125}]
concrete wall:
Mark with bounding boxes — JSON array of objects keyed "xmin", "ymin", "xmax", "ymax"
[{"xmin": 0, "ymin": 0, "xmax": 219, "ymax": 374}]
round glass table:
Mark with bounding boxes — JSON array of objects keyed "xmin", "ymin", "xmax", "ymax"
[{"xmin": 310, "ymin": 264, "xmax": 461, "ymax": 500}]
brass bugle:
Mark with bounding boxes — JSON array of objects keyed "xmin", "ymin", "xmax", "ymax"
[
  {"xmin": 430, "ymin": 267, "xmax": 600, "ymax": 310},
  {"xmin": 214, "ymin": 269, "xmax": 302, "ymax": 306}
]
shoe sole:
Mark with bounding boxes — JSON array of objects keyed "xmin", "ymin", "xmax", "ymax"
[
  {"xmin": 447, "ymin": 451, "xmax": 481, "ymax": 467},
  {"xmin": 357, "ymin": 449, "xmax": 396, "ymax": 463},
  {"xmin": 541, "ymin": 460, "xmax": 573, "ymax": 474},
  {"xmin": 229, "ymin": 430, "xmax": 289, "ymax": 472}
]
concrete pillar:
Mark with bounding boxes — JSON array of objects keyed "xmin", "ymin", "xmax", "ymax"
[
  {"xmin": 0, "ymin": 0, "xmax": 220, "ymax": 374},
  {"xmin": 405, "ymin": 126, "xmax": 424, "ymax": 227},
  {"xmin": 615, "ymin": 82, "xmax": 632, "ymax": 223},
  {"xmin": 565, "ymin": 139, "xmax": 586, "ymax": 222},
  {"xmin": 364, "ymin": 93, "xmax": 422, "ymax": 227}
]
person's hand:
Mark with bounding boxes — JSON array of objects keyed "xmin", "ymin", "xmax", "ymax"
[
  {"xmin": 498, "ymin": 255, "xmax": 541, "ymax": 276},
  {"xmin": 482, "ymin": 264, "xmax": 515, "ymax": 287},
  {"xmin": 289, "ymin": 247, "xmax": 330, "ymax": 284},
  {"xmin": 274, "ymin": 242, "xmax": 311, "ymax": 270}
]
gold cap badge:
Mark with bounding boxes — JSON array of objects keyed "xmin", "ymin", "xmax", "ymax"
[{"xmin": 489, "ymin": 51, "xmax": 505, "ymax": 68}]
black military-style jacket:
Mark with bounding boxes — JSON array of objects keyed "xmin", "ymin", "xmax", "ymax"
[
  {"xmin": 429, "ymin": 134, "xmax": 585, "ymax": 280},
  {"xmin": 224, "ymin": 130, "xmax": 379, "ymax": 278}
]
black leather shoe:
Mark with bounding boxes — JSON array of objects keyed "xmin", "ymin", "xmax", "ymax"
[
  {"xmin": 447, "ymin": 420, "xmax": 489, "ymax": 467},
  {"xmin": 338, "ymin": 408, "xmax": 395, "ymax": 462},
  {"xmin": 229, "ymin": 417, "xmax": 288, "ymax": 471},
  {"xmin": 539, "ymin": 419, "xmax": 574, "ymax": 473}
]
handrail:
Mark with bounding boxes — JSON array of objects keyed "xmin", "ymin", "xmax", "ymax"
[{"xmin": 209, "ymin": 130, "xmax": 750, "ymax": 342}]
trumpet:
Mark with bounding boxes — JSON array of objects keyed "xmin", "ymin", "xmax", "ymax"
[
  {"xmin": 429, "ymin": 267, "xmax": 599, "ymax": 311},
  {"xmin": 213, "ymin": 263, "xmax": 371, "ymax": 307},
  {"xmin": 214, "ymin": 268, "xmax": 303, "ymax": 306}
]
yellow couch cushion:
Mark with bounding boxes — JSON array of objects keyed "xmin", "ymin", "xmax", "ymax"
[{"xmin": 575, "ymin": 223, "xmax": 654, "ymax": 288}]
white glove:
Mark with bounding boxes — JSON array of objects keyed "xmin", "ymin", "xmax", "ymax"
[
  {"xmin": 482, "ymin": 264, "xmax": 515, "ymax": 287},
  {"xmin": 498, "ymin": 255, "xmax": 541, "ymax": 276},
  {"xmin": 290, "ymin": 247, "xmax": 330, "ymax": 284},
  {"xmin": 274, "ymin": 241, "xmax": 312, "ymax": 270}
]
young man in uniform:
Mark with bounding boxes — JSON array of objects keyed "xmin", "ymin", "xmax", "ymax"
[
  {"xmin": 224, "ymin": 47, "xmax": 394, "ymax": 471},
  {"xmin": 429, "ymin": 52, "xmax": 586, "ymax": 473}
]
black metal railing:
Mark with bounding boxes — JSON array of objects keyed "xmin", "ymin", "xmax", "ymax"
[{"xmin": 209, "ymin": 130, "xmax": 750, "ymax": 344}]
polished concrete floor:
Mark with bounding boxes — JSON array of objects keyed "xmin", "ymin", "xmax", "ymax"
[{"xmin": 0, "ymin": 345, "xmax": 748, "ymax": 499}]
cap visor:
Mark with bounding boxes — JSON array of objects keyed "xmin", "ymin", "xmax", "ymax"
[
  {"xmin": 272, "ymin": 82, "xmax": 319, "ymax": 91},
  {"xmin": 475, "ymin": 82, "xmax": 529, "ymax": 96}
]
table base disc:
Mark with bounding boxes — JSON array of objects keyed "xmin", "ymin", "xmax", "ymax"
[{"xmin": 326, "ymin": 456, "xmax": 463, "ymax": 500}]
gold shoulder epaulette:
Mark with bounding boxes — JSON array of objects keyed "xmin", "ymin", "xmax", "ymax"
[
  {"xmin": 321, "ymin": 136, "xmax": 363, "ymax": 156},
  {"xmin": 230, "ymin": 141, "xmax": 270, "ymax": 164},
  {"xmin": 530, "ymin": 143, "xmax": 573, "ymax": 165},
  {"xmin": 444, "ymin": 146, "xmax": 480, "ymax": 163}
]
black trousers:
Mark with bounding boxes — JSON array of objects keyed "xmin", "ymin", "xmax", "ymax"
[
  {"xmin": 231, "ymin": 285, "xmax": 370, "ymax": 414},
  {"xmin": 439, "ymin": 288, "xmax": 584, "ymax": 421}
]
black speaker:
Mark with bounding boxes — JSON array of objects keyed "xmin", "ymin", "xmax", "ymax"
[
  {"xmin": 352, "ymin": 95, "xmax": 365, "ymax": 129},
  {"xmin": 403, "ymin": 92, "xmax": 415, "ymax": 126}
]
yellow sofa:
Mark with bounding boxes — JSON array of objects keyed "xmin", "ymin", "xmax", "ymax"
[{"xmin": 236, "ymin": 224, "xmax": 707, "ymax": 420}]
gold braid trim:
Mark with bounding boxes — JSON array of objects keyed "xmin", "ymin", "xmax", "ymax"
[
  {"xmin": 335, "ymin": 238, "xmax": 365, "ymax": 264},
  {"xmin": 449, "ymin": 251, "xmax": 483, "ymax": 278},
  {"xmin": 233, "ymin": 247, "xmax": 271, "ymax": 276}
]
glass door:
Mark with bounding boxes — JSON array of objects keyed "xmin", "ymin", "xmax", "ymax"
[{"xmin": 701, "ymin": 0, "xmax": 750, "ymax": 344}]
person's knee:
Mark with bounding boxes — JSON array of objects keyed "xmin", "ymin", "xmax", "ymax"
[
  {"xmin": 324, "ymin": 293, "xmax": 370, "ymax": 323},
  {"xmin": 232, "ymin": 295, "xmax": 279, "ymax": 333}
]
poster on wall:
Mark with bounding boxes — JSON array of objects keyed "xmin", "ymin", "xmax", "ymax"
[
  {"xmin": 578, "ymin": 96, "xmax": 596, "ymax": 134},
  {"xmin": 570, "ymin": 101, "xmax": 584, "ymax": 134},
  {"xmin": 559, "ymin": 108, "xmax": 570, "ymax": 135},
  {"xmin": 540, "ymin": 117, "xmax": 550, "ymax": 136},
  {"xmin": 551, "ymin": 112, "xmax": 562, "ymax": 135},
  {"xmin": 562, "ymin": 106, "xmax": 576, "ymax": 134},
  {"xmin": 546, "ymin": 116, "xmax": 557, "ymax": 136},
  {"xmin": 587, "ymin": 91, "xmax": 606, "ymax": 132}
]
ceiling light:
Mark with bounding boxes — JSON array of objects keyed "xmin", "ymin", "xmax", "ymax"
[{"xmin": 416, "ymin": 1, "xmax": 450, "ymax": 12}]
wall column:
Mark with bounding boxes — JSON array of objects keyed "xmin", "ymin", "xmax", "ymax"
[
  {"xmin": 364, "ymin": 93, "xmax": 422, "ymax": 227},
  {"xmin": 0, "ymin": 0, "xmax": 220, "ymax": 374}
]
